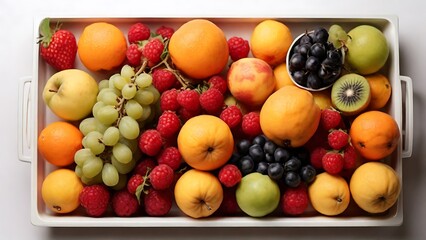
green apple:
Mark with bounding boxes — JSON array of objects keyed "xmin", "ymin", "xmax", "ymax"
[
  {"xmin": 43, "ymin": 69, "xmax": 98, "ymax": 121},
  {"xmin": 345, "ymin": 25, "xmax": 389, "ymax": 75},
  {"xmin": 236, "ymin": 172, "xmax": 280, "ymax": 217}
]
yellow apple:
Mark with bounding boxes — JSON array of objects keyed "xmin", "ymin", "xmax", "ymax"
[
  {"xmin": 350, "ymin": 162, "xmax": 401, "ymax": 214},
  {"xmin": 311, "ymin": 89, "xmax": 332, "ymax": 110},
  {"xmin": 174, "ymin": 169, "xmax": 223, "ymax": 218},
  {"xmin": 43, "ymin": 69, "xmax": 98, "ymax": 121},
  {"xmin": 308, "ymin": 172, "xmax": 350, "ymax": 216}
]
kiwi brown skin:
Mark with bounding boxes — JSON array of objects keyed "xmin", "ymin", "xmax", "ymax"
[{"xmin": 331, "ymin": 73, "xmax": 371, "ymax": 116}]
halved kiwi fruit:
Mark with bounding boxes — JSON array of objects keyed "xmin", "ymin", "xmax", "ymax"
[{"xmin": 331, "ymin": 73, "xmax": 371, "ymax": 116}]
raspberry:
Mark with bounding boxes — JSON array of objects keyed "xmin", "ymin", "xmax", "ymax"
[
  {"xmin": 156, "ymin": 25, "xmax": 175, "ymax": 40},
  {"xmin": 152, "ymin": 68, "xmax": 178, "ymax": 93},
  {"xmin": 111, "ymin": 189, "xmax": 139, "ymax": 217},
  {"xmin": 126, "ymin": 43, "xmax": 142, "ymax": 66},
  {"xmin": 343, "ymin": 144, "xmax": 357, "ymax": 170},
  {"xmin": 133, "ymin": 158, "xmax": 157, "ymax": 176},
  {"xmin": 156, "ymin": 146, "xmax": 182, "ymax": 170},
  {"xmin": 309, "ymin": 147, "xmax": 327, "ymax": 169},
  {"xmin": 208, "ymin": 75, "xmax": 228, "ymax": 94},
  {"xmin": 127, "ymin": 174, "xmax": 147, "ymax": 195},
  {"xmin": 218, "ymin": 164, "xmax": 242, "ymax": 187},
  {"xmin": 128, "ymin": 23, "xmax": 151, "ymax": 44},
  {"xmin": 320, "ymin": 108, "xmax": 342, "ymax": 131},
  {"xmin": 79, "ymin": 184, "xmax": 110, "ymax": 217},
  {"xmin": 177, "ymin": 89, "xmax": 201, "ymax": 112},
  {"xmin": 199, "ymin": 88, "xmax": 224, "ymax": 115},
  {"xmin": 216, "ymin": 187, "xmax": 240, "ymax": 216},
  {"xmin": 328, "ymin": 129, "xmax": 350, "ymax": 150},
  {"xmin": 139, "ymin": 129, "xmax": 163, "ymax": 156},
  {"xmin": 144, "ymin": 188, "xmax": 173, "ymax": 216},
  {"xmin": 322, "ymin": 151, "xmax": 344, "ymax": 174},
  {"xmin": 178, "ymin": 107, "xmax": 201, "ymax": 122},
  {"xmin": 142, "ymin": 37, "xmax": 164, "ymax": 67},
  {"xmin": 228, "ymin": 36, "xmax": 250, "ymax": 61},
  {"xmin": 281, "ymin": 184, "xmax": 309, "ymax": 216},
  {"xmin": 149, "ymin": 164, "xmax": 174, "ymax": 190},
  {"xmin": 241, "ymin": 112, "xmax": 262, "ymax": 137},
  {"xmin": 160, "ymin": 89, "xmax": 180, "ymax": 112},
  {"xmin": 156, "ymin": 111, "xmax": 181, "ymax": 139},
  {"xmin": 220, "ymin": 105, "xmax": 243, "ymax": 129}
]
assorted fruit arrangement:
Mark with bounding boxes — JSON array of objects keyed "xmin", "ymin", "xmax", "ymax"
[{"xmin": 37, "ymin": 17, "xmax": 401, "ymax": 220}]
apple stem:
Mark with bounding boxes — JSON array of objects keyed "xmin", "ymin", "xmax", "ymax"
[
  {"xmin": 48, "ymin": 89, "xmax": 58, "ymax": 93},
  {"xmin": 202, "ymin": 200, "xmax": 212, "ymax": 211}
]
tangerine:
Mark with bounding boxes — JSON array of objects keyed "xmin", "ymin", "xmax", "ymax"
[
  {"xmin": 365, "ymin": 73, "xmax": 392, "ymax": 110},
  {"xmin": 169, "ymin": 19, "xmax": 229, "ymax": 80},
  {"xmin": 177, "ymin": 115, "xmax": 234, "ymax": 171},
  {"xmin": 78, "ymin": 22, "xmax": 127, "ymax": 71},
  {"xmin": 349, "ymin": 111, "xmax": 400, "ymax": 160},
  {"xmin": 38, "ymin": 121, "xmax": 83, "ymax": 167},
  {"xmin": 250, "ymin": 20, "xmax": 293, "ymax": 66},
  {"xmin": 41, "ymin": 168, "xmax": 84, "ymax": 214}
]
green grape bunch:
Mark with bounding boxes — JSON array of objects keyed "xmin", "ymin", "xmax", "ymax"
[{"xmin": 74, "ymin": 65, "xmax": 160, "ymax": 188}]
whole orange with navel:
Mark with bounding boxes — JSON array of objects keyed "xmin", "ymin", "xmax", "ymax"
[
  {"xmin": 349, "ymin": 110, "xmax": 400, "ymax": 160},
  {"xmin": 177, "ymin": 115, "xmax": 234, "ymax": 171},
  {"xmin": 41, "ymin": 168, "xmax": 84, "ymax": 214},
  {"xmin": 260, "ymin": 85, "xmax": 321, "ymax": 148}
]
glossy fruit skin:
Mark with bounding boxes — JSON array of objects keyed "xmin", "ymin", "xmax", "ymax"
[
  {"xmin": 38, "ymin": 121, "xmax": 83, "ymax": 167},
  {"xmin": 169, "ymin": 19, "xmax": 229, "ymax": 80},
  {"xmin": 250, "ymin": 19, "xmax": 293, "ymax": 66},
  {"xmin": 41, "ymin": 169, "xmax": 83, "ymax": 214},
  {"xmin": 365, "ymin": 73, "xmax": 392, "ymax": 110},
  {"xmin": 349, "ymin": 111, "xmax": 400, "ymax": 160},
  {"xmin": 177, "ymin": 115, "xmax": 234, "ymax": 171},
  {"xmin": 174, "ymin": 169, "xmax": 223, "ymax": 218},
  {"xmin": 77, "ymin": 22, "xmax": 127, "ymax": 71},
  {"xmin": 227, "ymin": 58, "xmax": 276, "ymax": 107},
  {"xmin": 236, "ymin": 172, "xmax": 280, "ymax": 217},
  {"xmin": 308, "ymin": 172, "xmax": 350, "ymax": 216},
  {"xmin": 350, "ymin": 162, "xmax": 401, "ymax": 213},
  {"xmin": 345, "ymin": 25, "xmax": 389, "ymax": 75},
  {"xmin": 260, "ymin": 85, "xmax": 321, "ymax": 148}
]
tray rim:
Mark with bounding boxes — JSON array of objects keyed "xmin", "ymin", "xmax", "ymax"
[{"xmin": 29, "ymin": 15, "xmax": 403, "ymax": 227}]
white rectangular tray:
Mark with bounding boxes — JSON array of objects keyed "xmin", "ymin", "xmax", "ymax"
[{"xmin": 18, "ymin": 15, "xmax": 413, "ymax": 227}]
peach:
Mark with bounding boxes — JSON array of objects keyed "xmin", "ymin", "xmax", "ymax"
[{"xmin": 227, "ymin": 58, "xmax": 276, "ymax": 107}]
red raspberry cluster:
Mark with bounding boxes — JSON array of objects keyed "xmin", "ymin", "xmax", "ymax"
[
  {"xmin": 308, "ymin": 108, "xmax": 359, "ymax": 176},
  {"xmin": 125, "ymin": 23, "xmax": 175, "ymax": 68}
]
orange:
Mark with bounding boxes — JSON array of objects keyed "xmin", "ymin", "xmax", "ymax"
[
  {"xmin": 177, "ymin": 115, "xmax": 234, "ymax": 171},
  {"xmin": 169, "ymin": 19, "xmax": 229, "ymax": 80},
  {"xmin": 78, "ymin": 22, "xmax": 127, "ymax": 71},
  {"xmin": 260, "ymin": 86, "xmax": 321, "ymax": 148},
  {"xmin": 38, "ymin": 121, "xmax": 83, "ymax": 167},
  {"xmin": 365, "ymin": 73, "xmax": 392, "ymax": 110},
  {"xmin": 250, "ymin": 20, "xmax": 293, "ymax": 66},
  {"xmin": 41, "ymin": 168, "xmax": 83, "ymax": 214},
  {"xmin": 273, "ymin": 62, "xmax": 295, "ymax": 91},
  {"xmin": 349, "ymin": 111, "xmax": 400, "ymax": 160}
]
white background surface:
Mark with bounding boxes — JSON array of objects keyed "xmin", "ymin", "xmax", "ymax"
[{"xmin": 1, "ymin": 0, "xmax": 425, "ymax": 239}]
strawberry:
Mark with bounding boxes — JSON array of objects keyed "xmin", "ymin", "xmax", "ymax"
[{"xmin": 38, "ymin": 18, "xmax": 77, "ymax": 71}]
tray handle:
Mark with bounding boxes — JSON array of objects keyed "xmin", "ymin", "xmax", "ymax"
[
  {"xmin": 18, "ymin": 76, "xmax": 32, "ymax": 163},
  {"xmin": 400, "ymin": 75, "xmax": 413, "ymax": 158}
]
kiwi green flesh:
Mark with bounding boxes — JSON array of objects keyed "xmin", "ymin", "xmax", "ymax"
[{"xmin": 331, "ymin": 73, "xmax": 371, "ymax": 116}]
